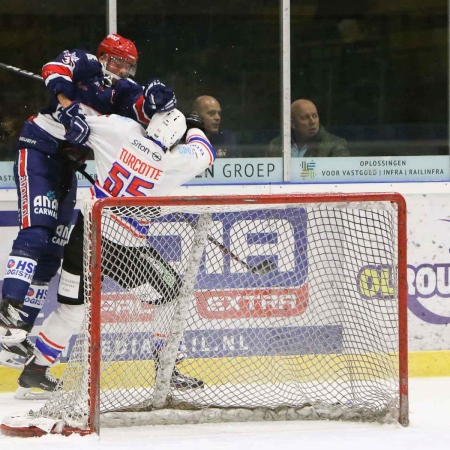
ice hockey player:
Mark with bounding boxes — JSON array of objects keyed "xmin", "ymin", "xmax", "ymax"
[
  {"xmin": 0, "ymin": 34, "xmax": 177, "ymax": 369},
  {"xmin": 14, "ymin": 109, "xmax": 215, "ymax": 397}
]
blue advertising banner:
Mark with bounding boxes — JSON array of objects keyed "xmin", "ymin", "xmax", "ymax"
[
  {"xmin": 290, "ymin": 156, "xmax": 450, "ymax": 183},
  {"xmin": 98, "ymin": 325, "xmax": 343, "ymax": 361},
  {"xmin": 0, "ymin": 155, "xmax": 449, "ymax": 188}
]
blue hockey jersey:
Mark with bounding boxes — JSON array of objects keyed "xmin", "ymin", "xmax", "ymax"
[{"xmin": 40, "ymin": 49, "xmax": 149, "ymax": 125}]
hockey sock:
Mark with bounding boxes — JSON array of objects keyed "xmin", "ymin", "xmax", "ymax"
[
  {"xmin": 2, "ymin": 256, "xmax": 37, "ymax": 306},
  {"xmin": 19, "ymin": 282, "xmax": 49, "ymax": 327},
  {"xmin": 152, "ymin": 301, "xmax": 175, "ymax": 353},
  {"xmin": 34, "ymin": 303, "xmax": 85, "ymax": 366},
  {"xmin": 3, "ymin": 226, "xmax": 53, "ymax": 305},
  {"xmin": 151, "ymin": 301, "xmax": 187, "ymax": 368}
]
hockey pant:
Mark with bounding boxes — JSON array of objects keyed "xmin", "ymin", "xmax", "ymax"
[{"xmin": 2, "ymin": 146, "xmax": 77, "ymax": 331}]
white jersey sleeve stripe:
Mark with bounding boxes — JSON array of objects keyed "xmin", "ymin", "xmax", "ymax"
[
  {"xmin": 42, "ymin": 61, "xmax": 75, "ymax": 73},
  {"xmin": 187, "ymin": 133, "xmax": 216, "ymax": 165},
  {"xmin": 44, "ymin": 73, "xmax": 72, "ymax": 86},
  {"xmin": 133, "ymin": 95, "xmax": 151, "ymax": 125}
]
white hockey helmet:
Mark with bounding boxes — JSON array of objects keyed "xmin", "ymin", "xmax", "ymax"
[{"xmin": 146, "ymin": 109, "xmax": 187, "ymax": 151}]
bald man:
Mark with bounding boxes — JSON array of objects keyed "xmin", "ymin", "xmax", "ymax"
[
  {"xmin": 192, "ymin": 96, "xmax": 221, "ymax": 137},
  {"xmin": 192, "ymin": 95, "xmax": 239, "ymax": 157},
  {"xmin": 268, "ymin": 99, "xmax": 349, "ymax": 157}
]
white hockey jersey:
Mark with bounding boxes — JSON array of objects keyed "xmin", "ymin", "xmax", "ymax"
[
  {"xmin": 82, "ymin": 114, "xmax": 216, "ymax": 243},
  {"xmin": 85, "ymin": 114, "xmax": 215, "ymax": 199}
]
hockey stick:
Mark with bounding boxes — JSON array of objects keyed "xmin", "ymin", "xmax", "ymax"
[
  {"xmin": 0, "ymin": 62, "xmax": 43, "ymax": 81},
  {"xmin": 175, "ymin": 213, "xmax": 276, "ymax": 275},
  {"xmin": 76, "ymin": 169, "xmax": 275, "ymax": 275},
  {"xmin": 78, "ymin": 167, "xmax": 96, "ymax": 185},
  {"xmin": 0, "ymin": 62, "xmax": 97, "ymax": 187},
  {"xmin": 8, "ymin": 58, "xmax": 272, "ymax": 277},
  {"xmin": 0, "ymin": 61, "xmax": 96, "ymax": 186}
]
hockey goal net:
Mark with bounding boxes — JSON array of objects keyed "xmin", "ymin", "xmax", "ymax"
[{"xmin": 1, "ymin": 193, "xmax": 408, "ymax": 436}]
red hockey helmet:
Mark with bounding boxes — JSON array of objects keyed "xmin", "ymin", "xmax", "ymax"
[{"xmin": 97, "ymin": 34, "xmax": 138, "ymax": 81}]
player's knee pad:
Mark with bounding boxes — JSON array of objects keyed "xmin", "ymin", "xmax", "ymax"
[
  {"xmin": 11, "ymin": 226, "xmax": 54, "ymax": 259},
  {"xmin": 157, "ymin": 275, "xmax": 182, "ymax": 305},
  {"xmin": 136, "ymin": 287, "xmax": 181, "ymax": 306},
  {"xmin": 132, "ymin": 281, "xmax": 180, "ymax": 306},
  {"xmin": 33, "ymin": 255, "xmax": 62, "ymax": 283},
  {"xmin": 153, "ymin": 292, "xmax": 180, "ymax": 306}
]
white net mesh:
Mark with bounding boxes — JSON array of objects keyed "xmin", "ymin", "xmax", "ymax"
[{"xmin": 35, "ymin": 196, "xmax": 405, "ymax": 431}]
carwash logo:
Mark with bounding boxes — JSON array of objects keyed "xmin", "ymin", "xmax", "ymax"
[
  {"xmin": 34, "ymin": 191, "xmax": 58, "ymax": 218},
  {"xmin": 408, "ymin": 263, "xmax": 450, "ymax": 324}
]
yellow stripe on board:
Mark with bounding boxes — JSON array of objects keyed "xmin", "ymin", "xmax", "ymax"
[
  {"xmin": 408, "ymin": 350, "xmax": 450, "ymax": 377},
  {"xmin": 0, "ymin": 351, "xmax": 448, "ymax": 393},
  {"xmin": 0, "ymin": 363, "xmax": 65, "ymax": 392}
]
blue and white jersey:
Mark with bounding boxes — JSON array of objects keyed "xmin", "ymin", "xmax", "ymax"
[
  {"xmin": 85, "ymin": 114, "xmax": 215, "ymax": 199},
  {"xmin": 83, "ymin": 113, "xmax": 216, "ymax": 243},
  {"xmin": 33, "ymin": 49, "xmax": 149, "ymax": 141}
]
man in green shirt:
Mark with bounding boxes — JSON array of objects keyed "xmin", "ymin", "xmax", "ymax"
[{"xmin": 268, "ymin": 99, "xmax": 349, "ymax": 157}]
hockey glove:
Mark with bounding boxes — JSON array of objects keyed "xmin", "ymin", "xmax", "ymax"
[
  {"xmin": 185, "ymin": 112, "xmax": 205, "ymax": 132},
  {"xmin": 58, "ymin": 101, "xmax": 84, "ymax": 128},
  {"xmin": 144, "ymin": 79, "xmax": 177, "ymax": 113},
  {"xmin": 64, "ymin": 116, "xmax": 91, "ymax": 145},
  {"xmin": 112, "ymin": 78, "xmax": 142, "ymax": 106}
]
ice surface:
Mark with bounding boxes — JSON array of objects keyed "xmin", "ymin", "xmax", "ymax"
[{"xmin": 0, "ymin": 377, "xmax": 449, "ymax": 449}]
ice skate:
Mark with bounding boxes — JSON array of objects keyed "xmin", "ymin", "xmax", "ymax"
[
  {"xmin": 0, "ymin": 298, "xmax": 31, "ymax": 344},
  {"xmin": 170, "ymin": 366, "xmax": 205, "ymax": 390},
  {"xmin": 0, "ymin": 337, "xmax": 35, "ymax": 369},
  {"xmin": 154, "ymin": 350, "xmax": 204, "ymax": 390},
  {"xmin": 15, "ymin": 355, "xmax": 59, "ymax": 400}
]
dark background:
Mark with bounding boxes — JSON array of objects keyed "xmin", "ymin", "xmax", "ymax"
[{"xmin": 0, "ymin": 0, "xmax": 447, "ymax": 160}]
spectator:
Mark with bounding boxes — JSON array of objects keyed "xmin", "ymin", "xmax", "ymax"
[
  {"xmin": 191, "ymin": 95, "xmax": 239, "ymax": 157},
  {"xmin": 268, "ymin": 99, "xmax": 349, "ymax": 157}
]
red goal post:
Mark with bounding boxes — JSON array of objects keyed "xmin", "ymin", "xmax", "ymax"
[{"xmin": 0, "ymin": 192, "xmax": 408, "ymax": 436}]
